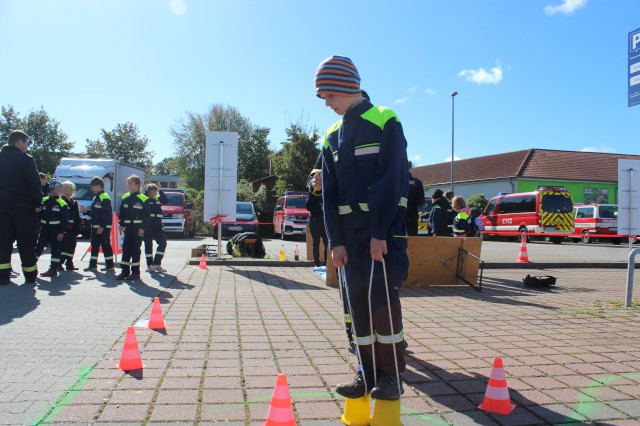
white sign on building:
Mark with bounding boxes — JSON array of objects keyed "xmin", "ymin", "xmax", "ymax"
[
  {"xmin": 203, "ymin": 131, "xmax": 238, "ymax": 224},
  {"xmin": 618, "ymin": 159, "xmax": 640, "ymax": 235}
]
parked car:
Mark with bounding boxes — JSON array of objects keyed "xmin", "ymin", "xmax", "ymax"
[
  {"xmin": 572, "ymin": 204, "xmax": 621, "ymax": 244},
  {"xmin": 162, "ymin": 190, "xmax": 195, "ymax": 238},
  {"xmin": 213, "ymin": 201, "xmax": 258, "ymax": 238},
  {"xmin": 273, "ymin": 191, "xmax": 309, "ymax": 240}
]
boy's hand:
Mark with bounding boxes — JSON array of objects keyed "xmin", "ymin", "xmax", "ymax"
[
  {"xmin": 35, "ymin": 208, "xmax": 41, "ymax": 213},
  {"xmin": 331, "ymin": 246, "xmax": 349, "ymax": 268},
  {"xmin": 79, "ymin": 205, "xmax": 87, "ymax": 213},
  {"xmin": 56, "ymin": 233, "xmax": 64, "ymax": 241},
  {"xmin": 96, "ymin": 227, "xmax": 104, "ymax": 235},
  {"xmin": 370, "ymin": 238, "xmax": 387, "ymax": 262},
  {"xmin": 138, "ymin": 229, "xmax": 144, "ymax": 236}
]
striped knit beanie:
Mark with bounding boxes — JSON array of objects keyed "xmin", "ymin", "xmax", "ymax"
[{"xmin": 315, "ymin": 55, "xmax": 361, "ymax": 98}]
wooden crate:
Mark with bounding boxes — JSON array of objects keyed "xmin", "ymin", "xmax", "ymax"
[{"xmin": 326, "ymin": 237, "xmax": 482, "ymax": 288}]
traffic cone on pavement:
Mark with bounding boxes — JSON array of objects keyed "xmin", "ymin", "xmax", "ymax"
[
  {"xmin": 118, "ymin": 326, "xmax": 144, "ymax": 371},
  {"xmin": 517, "ymin": 236, "xmax": 530, "ymax": 263},
  {"xmin": 198, "ymin": 254, "xmax": 208, "ymax": 269},
  {"xmin": 148, "ymin": 297, "xmax": 166, "ymax": 330},
  {"xmin": 261, "ymin": 373, "xmax": 296, "ymax": 426},
  {"xmin": 341, "ymin": 394, "xmax": 372, "ymax": 426},
  {"xmin": 478, "ymin": 357, "xmax": 516, "ymax": 415}
]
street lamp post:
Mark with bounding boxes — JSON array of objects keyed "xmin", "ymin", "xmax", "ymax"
[{"xmin": 450, "ymin": 91, "xmax": 458, "ymax": 192}]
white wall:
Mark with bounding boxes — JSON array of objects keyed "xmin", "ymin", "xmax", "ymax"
[{"xmin": 425, "ymin": 179, "xmax": 516, "ymax": 201}]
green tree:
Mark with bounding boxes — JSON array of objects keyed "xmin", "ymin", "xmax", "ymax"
[
  {"xmin": 467, "ymin": 193, "xmax": 488, "ymax": 217},
  {"xmin": 237, "ymin": 180, "xmax": 269, "ymax": 213},
  {"xmin": 0, "ymin": 106, "xmax": 74, "ymax": 174},
  {"xmin": 170, "ymin": 104, "xmax": 270, "ymax": 191},
  {"xmin": 272, "ymin": 121, "xmax": 320, "ymax": 196},
  {"xmin": 153, "ymin": 156, "xmax": 180, "ymax": 176},
  {"xmin": 85, "ymin": 122, "xmax": 154, "ymax": 171}
]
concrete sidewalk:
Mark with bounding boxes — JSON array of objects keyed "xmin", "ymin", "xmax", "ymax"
[{"xmin": 31, "ymin": 265, "xmax": 640, "ymax": 425}]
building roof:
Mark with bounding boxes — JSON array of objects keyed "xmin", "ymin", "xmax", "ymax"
[{"xmin": 411, "ymin": 149, "xmax": 640, "ymax": 185}]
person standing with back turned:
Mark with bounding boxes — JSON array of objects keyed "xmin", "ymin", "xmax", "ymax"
[
  {"xmin": 0, "ymin": 130, "xmax": 41, "ymax": 284},
  {"xmin": 316, "ymin": 55, "xmax": 409, "ymax": 400}
]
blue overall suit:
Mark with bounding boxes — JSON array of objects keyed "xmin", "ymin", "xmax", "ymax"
[
  {"xmin": 322, "ymin": 99, "xmax": 409, "ymax": 392},
  {"xmin": 36, "ymin": 196, "xmax": 69, "ymax": 270},
  {"xmin": 119, "ymin": 192, "xmax": 148, "ymax": 277},
  {"xmin": 143, "ymin": 197, "xmax": 167, "ymax": 268},
  {"xmin": 88, "ymin": 190, "xmax": 114, "ymax": 269}
]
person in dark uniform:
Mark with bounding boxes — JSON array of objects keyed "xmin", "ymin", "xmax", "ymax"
[
  {"xmin": 405, "ymin": 162, "xmax": 425, "ymax": 236},
  {"xmin": 0, "ymin": 130, "xmax": 42, "ymax": 284},
  {"xmin": 39, "ymin": 172, "xmax": 49, "ymax": 197},
  {"xmin": 117, "ymin": 175, "xmax": 148, "ymax": 281},
  {"xmin": 35, "ymin": 179, "xmax": 69, "ymax": 277},
  {"xmin": 143, "ymin": 183, "xmax": 167, "ymax": 273},
  {"xmin": 317, "ymin": 55, "xmax": 409, "ymax": 400},
  {"xmin": 429, "ymin": 189, "xmax": 453, "ymax": 237},
  {"xmin": 306, "ymin": 170, "xmax": 328, "ymax": 268},
  {"xmin": 60, "ymin": 180, "xmax": 80, "ymax": 271},
  {"xmin": 81, "ymin": 177, "xmax": 115, "ymax": 271}
]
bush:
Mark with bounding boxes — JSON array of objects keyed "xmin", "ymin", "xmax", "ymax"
[{"xmin": 467, "ymin": 193, "xmax": 488, "ymax": 217}]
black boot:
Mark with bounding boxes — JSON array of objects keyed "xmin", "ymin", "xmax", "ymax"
[
  {"xmin": 116, "ymin": 273, "xmax": 129, "ymax": 280},
  {"xmin": 84, "ymin": 265, "xmax": 97, "ymax": 272},
  {"xmin": 370, "ymin": 373, "xmax": 404, "ymax": 401},
  {"xmin": 66, "ymin": 263, "xmax": 78, "ymax": 271},
  {"xmin": 335, "ymin": 371, "xmax": 373, "ymax": 399},
  {"xmin": 101, "ymin": 263, "xmax": 115, "ymax": 271}
]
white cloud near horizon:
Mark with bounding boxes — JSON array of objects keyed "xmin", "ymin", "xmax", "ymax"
[
  {"xmin": 409, "ymin": 154, "xmax": 423, "ymax": 166},
  {"xmin": 445, "ymin": 155, "xmax": 462, "ymax": 162},
  {"xmin": 395, "ymin": 97, "xmax": 409, "ymax": 104},
  {"xmin": 544, "ymin": 0, "xmax": 587, "ymax": 15},
  {"xmin": 424, "ymin": 88, "xmax": 435, "ymax": 95},
  {"xmin": 580, "ymin": 145, "xmax": 616, "ymax": 153},
  {"xmin": 407, "ymin": 85, "xmax": 419, "ymax": 93},
  {"xmin": 170, "ymin": 0, "xmax": 187, "ymax": 16},
  {"xmin": 458, "ymin": 62, "xmax": 503, "ymax": 85}
]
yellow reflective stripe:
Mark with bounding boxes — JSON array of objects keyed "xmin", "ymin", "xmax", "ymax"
[
  {"xmin": 22, "ymin": 265, "xmax": 37, "ymax": 272},
  {"xmin": 359, "ymin": 203, "xmax": 369, "ymax": 212},
  {"xmin": 41, "ymin": 220, "xmax": 61, "ymax": 224},
  {"xmin": 344, "ymin": 313, "xmax": 351, "ymax": 323},
  {"xmin": 104, "ymin": 256, "xmax": 113, "ymax": 260},
  {"xmin": 133, "ymin": 220, "xmax": 143, "ymax": 224},
  {"xmin": 338, "ymin": 205, "xmax": 352, "ymax": 215},
  {"xmin": 399, "ymin": 197, "xmax": 408, "ymax": 208},
  {"xmin": 375, "ymin": 330, "xmax": 404, "ymax": 344},
  {"xmin": 156, "ymin": 251, "xmax": 164, "ymax": 255},
  {"xmin": 323, "ymin": 119, "xmax": 342, "ymax": 149},
  {"xmin": 50, "ymin": 258, "xmax": 60, "ymax": 262},
  {"xmin": 0, "ymin": 263, "xmax": 11, "ymax": 270},
  {"xmin": 354, "ymin": 145, "xmax": 380, "ymax": 156},
  {"xmin": 360, "ymin": 106, "xmax": 400, "ymax": 130},
  {"xmin": 393, "ymin": 235, "xmax": 408, "ymax": 239},
  {"xmin": 131, "ymin": 262, "xmax": 140, "ymax": 266},
  {"xmin": 354, "ymin": 334, "xmax": 374, "ymax": 346},
  {"xmin": 90, "ymin": 256, "xmax": 99, "ymax": 260},
  {"xmin": 120, "ymin": 261, "xmax": 130, "ymax": 265}
]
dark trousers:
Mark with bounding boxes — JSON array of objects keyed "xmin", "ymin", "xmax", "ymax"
[
  {"xmin": 89, "ymin": 227, "xmax": 114, "ymax": 268},
  {"xmin": 406, "ymin": 219, "xmax": 419, "ymax": 237},
  {"xmin": 309, "ymin": 216, "xmax": 328, "ymax": 267},
  {"xmin": 62, "ymin": 232, "xmax": 77, "ymax": 266},
  {"xmin": 144, "ymin": 226, "xmax": 167, "ymax": 266},
  {"xmin": 0, "ymin": 209, "xmax": 38, "ymax": 281},
  {"xmin": 121, "ymin": 229, "xmax": 142, "ymax": 275},
  {"xmin": 36, "ymin": 226, "xmax": 62, "ymax": 270},
  {"xmin": 342, "ymin": 222, "xmax": 408, "ymax": 383}
]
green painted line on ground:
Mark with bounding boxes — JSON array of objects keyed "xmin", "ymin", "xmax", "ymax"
[
  {"xmin": 570, "ymin": 372, "xmax": 640, "ymax": 420},
  {"xmin": 32, "ymin": 365, "xmax": 94, "ymax": 426}
]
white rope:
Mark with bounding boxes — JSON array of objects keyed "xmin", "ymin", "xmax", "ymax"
[
  {"xmin": 368, "ymin": 260, "xmax": 378, "ymax": 387},
  {"xmin": 337, "ymin": 267, "xmax": 353, "ymax": 377},
  {"xmin": 381, "ymin": 259, "xmax": 402, "ymax": 398}
]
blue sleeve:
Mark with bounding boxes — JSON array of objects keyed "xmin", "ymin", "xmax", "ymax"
[
  {"xmin": 59, "ymin": 206, "xmax": 69, "ymax": 234},
  {"xmin": 368, "ymin": 117, "xmax": 409, "ymax": 240},
  {"xmin": 431, "ymin": 206, "xmax": 441, "ymax": 235},
  {"xmin": 322, "ymin": 144, "xmax": 344, "ymax": 248},
  {"xmin": 102, "ymin": 198, "xmax": 112, "ymax": 228},
  {"xmin": 119, "ymin": 200, "xmax": 125, "ymax": 228},
  {"xmin": 159, "ymin": 190, "xmax": 169, "ymax": 205}
]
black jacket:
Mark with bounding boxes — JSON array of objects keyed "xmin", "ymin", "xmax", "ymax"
[
  {"xmin": 306, "ymin": 190, "xmax": 324, "ymax": 220},
  {"xmin": 90, "ymin": 190, "xmax": 113, "ymax": 229},
  {"xmin": 405, "ymin": 174, "xmax": 425, "ymax": 228},
  {"xmin": 0, "ymin": 145, "xmax": 42, "ymax": 211},
  {"xmin": 144, "ymin": 197, "xmax": 164, "ymax": 231},
  {"xmin": 62, "ymin": 196, "xmax": 81, "ymax": 235},
  {"xmin": 429, "ymin": 197, "xmax": 453, "ymax": 237},
  {"xmin": 40, "ymin": 195, "xmax": 69, "ymax": 235},
  {"xmin": 119, "ymin": 192, "xmax": 148, "ymax": 231}
]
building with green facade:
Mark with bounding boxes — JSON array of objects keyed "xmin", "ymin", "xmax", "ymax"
[{"xmin": 412, "ymin": 149, "xmax": 640, "ymax": 204}]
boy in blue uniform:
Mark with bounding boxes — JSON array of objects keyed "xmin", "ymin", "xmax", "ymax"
[
  {"xmin": 81, "ymin": 177, "xmax": 115, "ymax": 271},
  {"xmin": 36, "ymin": 179, "xmax": 69, "ymax": 277},
  {"xmin": 143, "ymin": 183, "xmax": 167, "ymax": 272},
  {"xmin": 316, "ymin": 55, "xmax": 409, "ymax": 400},
  {"xmin": 60, "ymin": 181, "xmax": 80, "ymax": 270},
  {"xmin": 117, "ymin": 175, "xmax": 148, "ymax": 280}
]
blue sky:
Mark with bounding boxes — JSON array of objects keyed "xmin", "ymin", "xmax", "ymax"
[{"xmin": 1, "ymin": 0, "xmax": 639, "ymax": 168}]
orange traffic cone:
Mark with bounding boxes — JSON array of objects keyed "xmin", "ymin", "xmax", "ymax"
[
  {"xmin": 478, "ymin": 357, "xmax": 516, "ymax": 415},
  {"xmin": 517, "ymin": 237, "xmax": 530, "ymax": 263},
  {"xmin": 199, "ymin": 254, "xmax": 208, "ymax": 269},
  {"xmin": 262, "ymin": 373, "xmax": 296, "ymax": 426},
  {"xmin": 148, "ymin": 297, "xmax": 166, "ymax": 330},
  {"xmin": 118, "ymin": 326, "xmax": 144, "ymax": 371}
]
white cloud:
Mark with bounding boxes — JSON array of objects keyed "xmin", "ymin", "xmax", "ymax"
[
  {"xmin": 409, "ymin": 154, "xmax": 423, "ymax": 166},
  {"xmin": 407, "ymin": 85, "xmax": 419, "ymax": 93},
  {"xmin": 424, "ymin": 88, "xmax": 435, "ymax": 95},
  {"xmin": 544, "ymin": 0, "xmax": 587, "ymax": 15},
  {"xmin": 395, "ymin": 97, "xmax": 409, "ymax": 104},
  {"xmin": 580, "ymin": 145, "xmax": 616, "ymax": 153},
  {"xmin": 458, "ymin": 62, "xmax": 503, "ymax": 85},
  {"xmin": 445, "ymin": 155, "xmax": 462, "ymax": 162},
  {"xmin": 169, "ymin": 0, "xmax": 187, "ymax": 16}
]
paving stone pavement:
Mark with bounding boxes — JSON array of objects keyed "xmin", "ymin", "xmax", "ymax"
[{"xmin": 2, "ymin": 238, "xmax": 640, "ymax": 425}]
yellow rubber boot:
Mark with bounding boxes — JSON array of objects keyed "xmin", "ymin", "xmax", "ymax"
[
  {"xmin": 341, "ymin": 394, "xmax": 372, "ymax": 425},
  {"xmin": 371, "ymin": 399, "xmax": 402, "ymax": 426}
]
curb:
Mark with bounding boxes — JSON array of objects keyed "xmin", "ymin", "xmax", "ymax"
[
  {"xmin": 483, "ymin": 262, "xmax": 638, "ymax": 269},
  {"xmin": 188, "ymin": 258, "xmax": 315, "ymax": 267}
]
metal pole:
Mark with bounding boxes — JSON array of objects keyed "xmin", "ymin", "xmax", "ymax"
[
  {"xmin": 630, "ymin": 169, "xmax": 635, "ymax": 252},
  {"xmin": 625, "ymin": 248, "xmax": 640, "ymax": 307},
  {"xmin": 217, "ymin": 140, "xmax": 224, "ymax": 257},
  {"xmin": 451, "ymin": 95, "xmax": 455, "ymax": 192}
]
